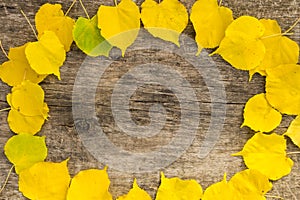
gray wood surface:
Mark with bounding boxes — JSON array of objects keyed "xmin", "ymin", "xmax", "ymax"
[{"xmin": 0, "ymin": 0, "xmax": 299, "ymax": 199}]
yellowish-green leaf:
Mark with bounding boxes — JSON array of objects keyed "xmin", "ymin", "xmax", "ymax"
[
  {"xmin": 249, "ymin": 19, "xmax": 299, "ymax": 79},
  {"xmin": 233, "ymin": 132, "xmax": 293, "ymax": 180},
  {"xmin": 7, "ymin": 103, "xmax": 49, "ymax": 135},
  {"xmin": 67, "ymin": 168, "xmax": 112, "ymax": 200},
  {"xmin": 35, "ymin": 3, "xmax": 75, "ymax": 52},
  {"xmin": 265, "ymin": 64, "xmax": 300, "ymax": 115},
  {"xmin": 242, "ymin": 93, "xmax": 282, "ymax": 132},
  {"xmin": 155, "ymin": 172, "xmax": 203, "ymax": 200},
  {"xmin": 212, "ymin": 16, "xmax": 265, "ymax": 70},
  {"xmin": 0, "ymin": 43, "xmax": 47, "ymax": 86},
  {"xmin": 97, "ymin": 0, "xmax": 140, "ymax": 56},
  {"xmin": 285, "ymin": 116, "xmax": 300, "ymax": 148},
  {"xmin": 141, "ymin": 0, "xmax": 188, "ymax": 46},
  {"xmin": 4, "ymin": 133, "xmax": 47, "ymax": 174},
  {"xmin": 9, "ymin": 81, "xmax": 45, "ymax": 117},
  {"xmin": 19, "ymin": 160, "xmax": 70, "ymax": 200},
  {"xmin": 73, "ymin": 15, "xmax": 112, "ymax": 57},
  {"xmin": 25, "ymin": 31, "xmax": 66, "ymax": 79},
  {"xmin": 117, "ymin": 179, "xmax": 151, "ymax": 200},
  {"xmin": 190, "ymin": 0, "xmax": 233, "ymax": 54},
  {"xmin": 228, "ymin": 169, "xmax": 272, "ymax": 200}
]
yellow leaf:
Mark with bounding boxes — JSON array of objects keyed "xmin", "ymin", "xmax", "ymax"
[
  {"xmin": 67, "ymin": 168, "xmax": 112, "ymax": 200},
  {"xmin": 249, "ymin": 19, "xmax": 299, "ymax": 79},
  {"xmin": 19, "ymin": 160, "xmax": 71, "ymax": 200},
  {"xmin": 155, "ymin": 172, "xmax": 203, "ymax": 200},
  {"xmin": 212, "ymin": 16, "xmax": 265, "ymax": 70},
  {"xmin": 285, "ymin": 116, "xmax": 300, "ymax": 148},
  {"xmin": 265, "ymin": 64, "xmax": 300, "ymax": 115},
  {"xmin": 9, "ymin": 81, "xmax": 45, "ymax": 117},
  {"xmin": 233, "ymin": 132, "xmax": 293, "ymax": 180},
  {"xmin": 202, "ymin": 174, "xmax": 235, "ymax": 200},
  {"xmin": 97, "ymin": 0, "xmax": 140, "ymax": 56},
  {"xmin": 25, "ymin": 31, "xmax": 66, "ymax": 79},
  {"xmin": 117, "ymin": 179, "xmax": 151, "ymax": 200},
  {"xmin": 190, "ymin": 0, "xmax": 233, "ymax": 54},
  {"xmin": 35, "ymin": 3, "xmax": 75, "ymax": 52},
  {"xmin": 242, "ymin": 93, "xmax": 282, "ymax": 132},
  {"xmin": 229, "ymin": 169, "xmax": 272, "ymax": 200},
  {"xmin": 7, "ymin": 108, "xmax": 48, "ymax": 134},
  {"xmin": 141, "ymin": 0, "xmax": 188, "ymax": 46},
  {"xmin": 0, "ymin": 43, "xmax": 47, "ymax": 86}
]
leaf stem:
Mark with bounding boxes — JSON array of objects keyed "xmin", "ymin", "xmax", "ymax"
[
  {"xmin": 79, "ymin": 0, "xmax": 90, "ymax": 19},
  {"xmin": 0, "ymin": 165, "xmax": 14, "ymax": 194},
  {"xmin": 65, "ymin": 0, "xmax": 77, "ymax": 17},
  {"xmin": 219, "ymin": 0, "xmax": 223, "ymax": 6},
  {"xmin": 283, "ymin": 17, "xmax": 300, "ymax": 35},
  {"xmin": 287, "ymin": 151, "xmax": 300, "ymax": 155},
  {"xmin": 0, "ymin": 40, "xmax": 9, "ymax": 59},
  {"xmin": 20, "ymin": 9, "xmax": 38, "ymax": 40},
  {"xmin": 0, "ymin": 108, "xmax": 10, "ymax": 112}
]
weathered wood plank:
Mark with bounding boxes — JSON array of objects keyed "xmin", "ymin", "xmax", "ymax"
[{"xmin": 0, "ymin": 0, "xmax": 299, "ymax": 199}]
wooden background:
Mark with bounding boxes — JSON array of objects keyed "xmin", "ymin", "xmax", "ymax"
[{"xmin": 0, "ymin": 0, "xmax": 299, "ymax": 199}]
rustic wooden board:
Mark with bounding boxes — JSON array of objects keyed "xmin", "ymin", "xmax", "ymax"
[{"xmin": 0, "ymin": 0, "xmax": 299, "ymax": 199}]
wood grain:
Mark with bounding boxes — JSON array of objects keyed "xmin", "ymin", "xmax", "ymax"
[{"xmin": 0, "ymin": 0, "xmax": 299, "ymax": 199}]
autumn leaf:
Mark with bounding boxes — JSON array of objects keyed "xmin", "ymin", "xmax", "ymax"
[
  {"xmin": 265, "ymin": 64, "xmax": 300, "ymax": 115},
  {"xmin": 190, "ymin": 0, "xmax": 233, "ymax": 54},
  {"xmin": 35, "ymin": 3, "xmax": 75, "ymax": 52},
  {"xmin": 212, "ymin": 16, "xmax": 265, "ymax": 70},
  {"xmin": 242, "ymin": 93, "xmax": 282, "ymax": 132},
  {"xmin": 285, "ymin": 116, "xmax": 300, "ymax": 148},
  {"xmin": 202, "ymin": 174, "xmax": 235, "ymax": 200},
  {"xmin": 116, "ymin": 179, "xmax": 151, "ymax": 200},
  {"xmin": 8, "ymin": 81, "xmax": 45, "ymax": 117},
  {"xmin": 7, "ymin": 103, "xmax": 49, "ymax": 135},
  {"xmin": 97, "ymin": 0, "xmax": 140, "ymax": 56},
  {"xmin": 19, "ymin": 160, "xmax": 70, "ymax": 200},
  {"xmin": 0, "ymin": 43, "xmax": 46, "ymax": 87},
  {"xmin": 229, "ymin": 169, "xmax": 272, "ymax": 200},
  {"xmin": 25, "ymin": 31, "xmax": 66, "ymax": 79},
  {"xmin": 249, "ymin": 19, "xmax": 299, "ymax": 79},
  {"xmin": 4, "ymin": 133, "xmax": 47, "ymax": 174},
  {"xmin": 73, "ymin": 15, "xmax": 112, "ymax": 57},
  {"xmin": 233, "ymin": 132, "xmax": 293, "ymax": 180},
  {"xmin": 141, "ymin": 0, "xmax": 188, "ymax": 46},
  {"xmin": 155, "ymin": 172, "xmax": 203, "ymax": 200},
  {"xmin": 67, "ymin": 168, "xmax": 112, "ymax": 200}
]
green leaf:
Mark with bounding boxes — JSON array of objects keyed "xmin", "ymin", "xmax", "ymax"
[
  {"xmin": 73, "ymin": 15, "xmax": 112, "ymax": 57},
  {"xmin": 4, "ymin": 133, "xmax": 48, "ymax": 174}
]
